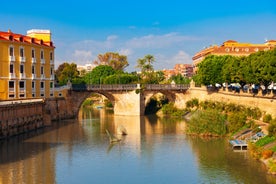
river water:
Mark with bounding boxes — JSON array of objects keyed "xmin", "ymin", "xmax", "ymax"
[{"xmin": 0, "ymin": 108, "xmax": 275, "ymax": 184}]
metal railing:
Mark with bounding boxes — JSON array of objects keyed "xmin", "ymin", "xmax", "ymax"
[{"xmin": 71, "ymin": 84, "xmax": 190, "ymax": 91}]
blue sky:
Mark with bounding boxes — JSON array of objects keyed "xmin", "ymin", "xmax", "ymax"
[{"xmin": 1, "ymin": 0, "xmax": 276, "ymax": 71}]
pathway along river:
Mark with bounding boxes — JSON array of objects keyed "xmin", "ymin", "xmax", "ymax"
[{"xmin": 0, "ymin": 107, "xmax": 276, "ymax": 183}]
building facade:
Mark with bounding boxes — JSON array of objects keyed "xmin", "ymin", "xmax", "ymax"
[
  {"xmin": 0, "ymin": 29, "xmax": 55, "ymax": 100},
  {"xmin": 163, "ymin": 64, "xmax": 193, "ymax": 79},
  {"xmin": 192, "ymin": 40, "xmax": 276, "ymax": 73}
]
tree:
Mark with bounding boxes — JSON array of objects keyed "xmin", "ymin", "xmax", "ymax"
[
  {"xmin": 55, "ymin": 62, "xmax": 79, "ymax": 85},
  {"xmin": 136, "ymin": 54, "xmax": 157, "ymax": 83},
  {"xmin": 84, "ymin": 65, "xmax": 115, "ymax": 84},
  {"xmin": 93, "ymin": 52, "xmax": 129, "ymax": 71}
]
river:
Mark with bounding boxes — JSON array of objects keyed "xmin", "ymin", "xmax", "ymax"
[{"xmin": 0, "ymin": 107, "xmax": 275, "ymax": 184}]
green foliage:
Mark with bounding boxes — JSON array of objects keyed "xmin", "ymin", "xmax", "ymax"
[
  {"xmin": 82, "ymin": 98, "xmax": 93, "ymax": 107},
  {"xmin": 255, "ymin": 136, "xmax": 276, "ymax": 147},
  {"xmin": 55, "ymin": 62, "xmax": 79, "ymax": 85},
  {"xmin": 162, "ymin": 102, "xmax": 177, "ymax": 115},
  {"xmin": 104, "ymin": 73, "xmax": 139, "ymax": 84},
  {"xmin": 268, "ymin": 119, "xmax": 276, "ymax": 136},
  {"xmin": 187, "ymin": 109, "xmax": 227, "ymax": 136},
  {"xmin": 170, "ymin": 74, "xmax": 191, "ymax": 84},
  {"xmin": 263, "ymin": 114, "xmax": 273, "ymax": 123},
  {"xmin": 227, "ymin": 112, "xmax": 247, "ymax": 133},
  {"xmin": 84, "ymin": 65, "xmax": 115, "ymax": 84},
  {"xmin": 186, "ymin": 98, "xmax": 199, "ymax": 109},
  {"xmin": 146, "ymin": 95, "xmax": 169, "ymax": 115},
  {"xmin": 194, "ymin": 48, "xmax": 276, "ymax": 86}
]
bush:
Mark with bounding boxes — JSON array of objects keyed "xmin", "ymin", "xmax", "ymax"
[
  {"xmin": 263, "ymin": 114, "xmax": 273, "ymax": 123},
  {"xmin": 187, "ymin": 109, "xmax": 227, "ymax": 136},
  {"xmin": 268, "ymin": 120, "xmax": 276, "ymax": 136},
  {"xmin": 186, "ymin": 98, "xmax": 199, "ymax": 109},
  {"xmin": 162, "ymin": 102, "xmax": 177, "ymax": 115},
  {"xmin": 227, "ymin": 112, "xmax": 247, "ymax": 133}
]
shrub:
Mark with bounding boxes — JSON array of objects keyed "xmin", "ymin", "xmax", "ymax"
[
  {"xmin": 268, "ymin": 120, "xmax": 276, "ymax": 136},
  {"xmin": 263, "ymin": 114, "xmax": 273, "ymax": 123},
  {"xmin": 186, "ymin": 98, "xmax": 199, "ymax": 109},
  {"xmin": 187, "ymin": 109, "xmax": 227, "ymax": 136},
  {"xmin": 227, "ymin": 112, "xmax": 247, "ymax": 133},
  {"xmin": 162, "ymin": 102, "xmax": 177, "ymax": 115}
]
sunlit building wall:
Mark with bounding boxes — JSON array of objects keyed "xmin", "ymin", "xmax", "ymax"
[{"xmin": 0, "ymin": 29, "xmax": 55, "ymax": 100}]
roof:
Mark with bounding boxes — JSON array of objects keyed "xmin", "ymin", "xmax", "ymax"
[{"xmin": 0, "ymin": 30, "xmax": 55, "ymax": 48}]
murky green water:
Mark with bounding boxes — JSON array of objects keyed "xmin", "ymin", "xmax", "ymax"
[{"xmin": 0, "ymin": 108, "xmax": 275, "ymax": 184}]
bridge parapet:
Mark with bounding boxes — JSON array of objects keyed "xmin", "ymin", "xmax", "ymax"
[
  {"xmin": 72, "ymin": 84, "xmax": 138, "ymax": 91},
  {"xmin": 71, "ymin": 84, "xmax": 189, "ymax": 91},
  {"xmin": 144, "ymin": 84, "xmax": 190, "ymax": 91}
]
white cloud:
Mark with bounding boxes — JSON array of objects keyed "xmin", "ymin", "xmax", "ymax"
[
  {"xmin": 107, "ymin": 35, "xmax": 118, "ymax": 41},
  {"xmin": 125, "ymin": 32, "xmax": 198, "ymax": 49}
]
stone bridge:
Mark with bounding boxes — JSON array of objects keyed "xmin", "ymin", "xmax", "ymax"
[{"xmin": 66, "ymin": 84, "xmax": 190, "ymax": 116}]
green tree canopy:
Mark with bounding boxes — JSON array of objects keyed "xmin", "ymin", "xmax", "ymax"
[
  {"xmin": 55, "ymin": 62, "xmax": 79, "ymax": 85},
  {"xmin": 84, "ymin": 65, "xmax": 115, "ymax": 84}
]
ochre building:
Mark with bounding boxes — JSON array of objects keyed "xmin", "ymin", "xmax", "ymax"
[
  {"xmin": 193, "ymin": 40, "xmax": 276, "ymax": 73},
  {"xmin": 0, "ymin": 29, "xmax": 55, "ymax": 100}
]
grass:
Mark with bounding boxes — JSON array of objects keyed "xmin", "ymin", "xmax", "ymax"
[{"xmin": 255, "ymin": 136, "xmax": 276, "ymax": 147}]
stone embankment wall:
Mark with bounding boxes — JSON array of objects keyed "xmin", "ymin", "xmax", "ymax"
[
  {"xmin": 0, "ymin": 100, "xmax": 44, "ymax": 139},
  {"xmin": 0, "ymin": 97, "xmax": 75, "ymax": 139},
  {"xmin": 184, "ymin": 86, "xmax": 276, "ymax": 117}
]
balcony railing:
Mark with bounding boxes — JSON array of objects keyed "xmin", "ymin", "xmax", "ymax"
[
  {"xmin": 31, "ymin": 58, "xmax": 36, "ymax": 63},
  {"xmin": 41, "ymin": 74, "xmax": 45, "ymax": 80},
  {"xmin": 20, "ymin": 73, "xmax": 26, "ymax": 79},
  {"xmin": 20, "ymin": 56, "xmax": 26, "ymax": 62},
  {"xmin": 41, "ymin": 59, "xmax": 45, "ymax": 64},
  {"xmin": 32, "ymin": 74, "xmax": 36, "ymax": 79},
  {"xmin": 50, "ymin": 60, "xmax": 54, "ymax": 65},
  {"xmin": 9, "ymin": 73, "xmax": 16, "ymax": 79},
  {"xmin": 9, "ymin": 56, "xmax": 15, "ymax": 62}
]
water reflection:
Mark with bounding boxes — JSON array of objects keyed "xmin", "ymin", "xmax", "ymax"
[{"xmin": 0, "ymin": 107, "xmax": 275, "ymax": 184}]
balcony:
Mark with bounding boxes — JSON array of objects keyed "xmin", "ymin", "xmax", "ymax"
[
  {"xmin": 20, "ymin": 57, "xmax": 26, "ymax": 62},
  {"xmin": 9, "ymin": 73, "xmax": 16, "ymax": 79},
  {"xmin": 19, "ymin": 88, "xmax": 26, "ymax": 98},
  {"xmin": 20, "ymin": 73, "xmax": 26, "ymax": 79},
  {"xmin": 32, "ymin": 74, "xmax": 36, "ymax": 79},
  {"xmin": 41, "ymin": 59, "xmax": 45, "ymax": 64},
  {"xmin": 41, "ymin": 74, "xmax": 45, "ymax": 80},
  {"xmin": 50, "ymin": 75, "xmax": 55, "ymax": 80},
  {"xmin": 9, "ymin": 56, "xmax": 15, "ymax": 62},
  {"xmin": 50, "ymin": 60, "xmax": 54, "ymax": 65},
  {"xmin": 31, "ymin": 58, "xmax": 36, "ymax": 63}
]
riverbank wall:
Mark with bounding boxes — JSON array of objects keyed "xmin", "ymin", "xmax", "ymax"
[
  {"xmin": 184, "ymin": 86, "xmax": 276, "ymax": 117},
  {"xmin": 0, "ymin": 97, "xmax": 75, "ymax": 139}
]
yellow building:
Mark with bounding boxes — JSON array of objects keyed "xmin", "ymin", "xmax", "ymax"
[
  {"xmin": 0, "ymin": 29, "xmax": 55, "ymax": 100},
  {"xmin": 192, "ymin": 40, "xmax": 276, "ymax": 73}
]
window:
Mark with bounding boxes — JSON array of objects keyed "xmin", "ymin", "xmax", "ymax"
[
  {"xmin": 20, "ymin": 64, "xmax": 24, "ymax": 74},
  {"xmin": 32, "ymin": 65, "xmax": 35, "ymax": 74},
  {"xmin": 50, "ymin": 52, "xmax": 53, "ymax": 60},
  {"xmin": 19, "ymin": 81, "xmax": 25, "ymax": 88},
  {"xmin": 40, "ymin": 81, "xmax": 44, "ymax": 89},
  {"xmin": 9, "ymin": 46, "xmax": 14, "ymax": 56},
  {"xmin": 32, "ymin": 81, "xmax": 35, "ymax": 89},
  {"xmin": 50, "ymin": 82, "xmax": 53, "ymax": 88},
  {"xmin": 32, "ymin": 49, "xmax": 35, "ymax": 58},
  {"xmin": 50, "ymin": 67, "xmax": 53, "ymax": 75},
  {"xmin": 40, "ymin": 50, "xmax": 44, "ymax": 59},
  {"xmin": 10, "ymin": 64, "xmax": 14, "ymax": 73},
  {"xmin": 41, "ymin": 66, "xmax": 44, "ymax": 75},
  {"xmin": 9, "ymin": 81, "xmax": 15, "ymax": 88},
  {"xmin": 8, "ymin": 81, "xmax": 15, "ymax": 98},
  {"xmin": 20, "ymin": 47, "xmax": 24, "ymax": 57}
]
